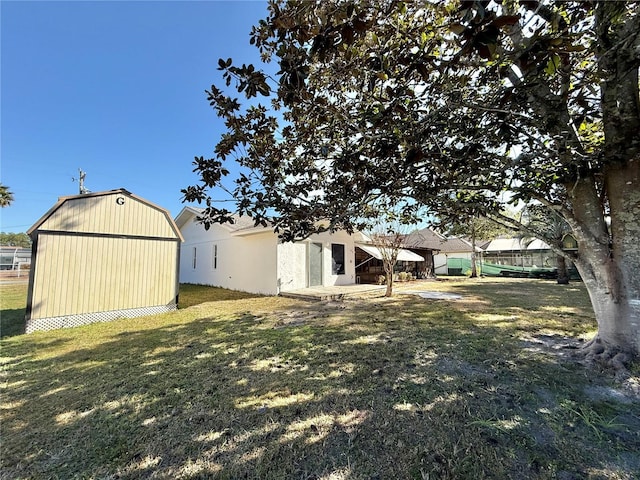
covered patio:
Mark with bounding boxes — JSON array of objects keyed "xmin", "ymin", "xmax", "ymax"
[{"xmin": 355, "ymin": 243, "xmax": 426, "ymax": 284}]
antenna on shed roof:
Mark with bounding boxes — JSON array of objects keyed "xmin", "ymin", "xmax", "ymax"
[{"xmin": 72, "ymin": 168, "xmax": 91, "ymax": 195}]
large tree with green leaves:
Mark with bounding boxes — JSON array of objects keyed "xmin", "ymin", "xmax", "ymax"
[{"xmin": 184, "ymin": 1, "xmax": 640, "ymax": 367}]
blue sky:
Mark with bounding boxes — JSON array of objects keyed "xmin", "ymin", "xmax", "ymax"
[{"xmin": 1, "ymin": 0, "xmax": 271, "ymax": 233}]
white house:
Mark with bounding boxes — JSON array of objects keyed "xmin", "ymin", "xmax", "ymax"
[{"xmin": 175, "ymin": 207, "xmax": 371, "ymax": 295}]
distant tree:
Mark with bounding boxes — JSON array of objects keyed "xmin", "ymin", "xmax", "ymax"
[
  {"xmin": 350, "ymin": 198, "xmax": 415, "ymax": 296},
  {"xmin": 444, "ymin": 217, "xmax": 481, "ymax": 278},
  {"xmin": 0, "ymin": 184, "xmax": 14, "ymax": 207},
  {"xmin": 519, "ymin": 205, "xmax": 573, "ymax": 285},
  {"xmin": 0, "ymin": 232, "xmax": 31, "ymax": 248},
  {"xmin": 457, "ymin": 216, "xmax": 482, "ymax": 278},
  {"xmin": 443, "ymin": 195, "xmax": 517, "ymax": 277},
  {"xmin": 367, "ymin": 230, "xmax": 403, "ymax": 297},
  {"xmin": 365, "ymin": 209, "xmax": 414, "ymax": 297},
  {"xmin": 185, "ymin": 1, "xmax": 640, "ymax": 367}
]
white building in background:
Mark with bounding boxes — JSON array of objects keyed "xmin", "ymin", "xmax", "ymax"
[{"xmin": 0, "ymin": 246, "xmax": 31, "ymax": 271}]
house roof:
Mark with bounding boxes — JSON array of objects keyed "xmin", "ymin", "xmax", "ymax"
[
  {"xmin": 0, "ymin": 246, "xmax": 31, "ymax": 252},
  {"xmin": 174, "ymin": 206, "xmax": 273, "ymax": 236},
  {"xmin": 404, "ymin": 228, "xmax": 481, "ymax": 253},
  {"xmin": 484, "ymin": 237, "xmax": 550, "ymax": 252},
  {"xmin": 403, "ymin": 228, "xmax": 445, "ymax": 250},
  {"xmin": 176, "ymin": 208, "xmax": 379, "ymax": 243}
]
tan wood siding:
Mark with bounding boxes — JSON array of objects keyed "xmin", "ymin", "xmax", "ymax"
[
  {"xmin": 39, "ymin": 194, "xmax": 176, "ymax": 238},
  {"xmin": 30, "ymin": 233, "xmax": 178, "ymax": 319}
]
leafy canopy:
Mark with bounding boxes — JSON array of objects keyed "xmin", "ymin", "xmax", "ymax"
[{"xmin": 184, "ymin": 0, "xmax": 639, "ymax": 242}]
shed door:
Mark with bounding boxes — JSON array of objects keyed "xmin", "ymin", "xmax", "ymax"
[{"xmin": 308, "ymin": 242, "xmax": 323, "ymax": 287}]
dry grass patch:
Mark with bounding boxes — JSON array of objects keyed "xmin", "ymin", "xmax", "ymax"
[{"xmin": 1, "ymin": 280, "xmax": 639, "ymax": 479}]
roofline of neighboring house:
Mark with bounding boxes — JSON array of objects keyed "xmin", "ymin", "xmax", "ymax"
[
  {"xmin": 484, "ymin": 237, "xmax": 551, "ymax": 252},
  {"xmin": 404, "ymin": 228, "xmax": 483, "ymax": 253},
  {"xmin": 174, "ymin": 206, "xmax": 204, "ymax": 230}
]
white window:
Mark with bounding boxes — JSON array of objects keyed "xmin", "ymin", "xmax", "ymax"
[
  {"xmin": 192, "ymin": 247, "xmax": 197, "ymax": 269},
  {"xmin": 212, "ymin": 244, "xmax": 218, "ymax": 269}
]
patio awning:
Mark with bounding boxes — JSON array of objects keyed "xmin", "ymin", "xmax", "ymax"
[{"xmin": 356, "ymin": 243, "xmax": 425, "ymax": 262}]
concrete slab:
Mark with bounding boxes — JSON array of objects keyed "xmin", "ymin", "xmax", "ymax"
[
  {"xmin": 280, "ymin": 284, "xmax": 386, "ymax": 301},
  {"xmin": 400, "ymin": 290, "xmax": 463, "ymax": 300}
]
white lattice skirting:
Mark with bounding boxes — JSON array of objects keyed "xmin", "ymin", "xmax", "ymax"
[{"xmin": 26, "ymin": 303, "xmax": 177, "ymax": 333}]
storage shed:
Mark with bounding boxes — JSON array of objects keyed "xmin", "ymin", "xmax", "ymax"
[{"xmin": 25, "ymin": 189, "xmax": 183, "ymax": 333}]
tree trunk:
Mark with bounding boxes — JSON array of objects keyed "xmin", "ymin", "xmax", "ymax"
[
  {"xmin": 576, "ymin": 260, "xmax": 640, "ymax": 368},
  {"xmin": 385, "ymin": 274, "xmax": 393, "ymax": 297},
  {"xmin": 571, "ymin": 211, "xmax": 640, "ymax": 367},
  {"xmin": 565, "ymin": 3, "xmax": 640, "ymax": 367},
  {"xmin": 470, "ymin": 220, "xmax": 478, "ymax": 278},
  {"xmin": 384, "ymin": 259, "xmax": 394, "ymax": 297},
  {"xmin": 568, "ymin": 159, "xmax": 640, "ymax": 365},
  {"xmin": 470, "ymin": 252, "xmax": 477, "ymax": 278},
  {"xmin": 556, "ymin": 255, "xmax": 569, "ymax": 285},
  {"xmin": 581, "ymin": 3, "xmax": 640, "ymax": 366}
]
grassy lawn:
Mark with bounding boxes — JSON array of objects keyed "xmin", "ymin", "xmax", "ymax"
[
  {"xmin": 0, "ymin": 283, "xmax": 29, "ymax": 338},
  {"xmin": 1, "ymin": 279, "xmax": 638, "ymax": 479}
]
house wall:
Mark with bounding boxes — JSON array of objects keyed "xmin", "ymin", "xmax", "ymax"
[
  {"xmin": 179, "ymin": 219, "xmax": 279, "ymax": 295},
  {"xmin": 179, "ymin": 216, "xmax": 359, "ymax": 295},
  {"xmin": 316, "ymin": 230, "xmax": 357, "ymax": 287},
  {"xmin": 277, "ymin": 230, "xmax": 357, "ymax": 292},
  {"xmin": 0, "ymin": 247, "xmax": 31, "ymax": 270},
  {"xmin": 409, "ymin": 249, "xmax": 435, "ymax": 278},
  {"xmin": 277, "ymin": 241, "xmax": 307, "ymax": 292}
]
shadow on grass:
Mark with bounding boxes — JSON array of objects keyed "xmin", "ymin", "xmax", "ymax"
[
  {"xmin": 1, "ymin": 292, "xmax": 638, "ymax": 479},
  {"xmin": 1, "ymin": 308, "xmax": 26, "ymax": 338},
  {"xmin": 437, "ymin": 278, "xmax": 591, "ymax": 313}
]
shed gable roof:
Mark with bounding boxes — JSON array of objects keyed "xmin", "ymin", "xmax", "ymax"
[{"xmin": 29, "ymin": 189, "xmax": 183, "ymax": 241}]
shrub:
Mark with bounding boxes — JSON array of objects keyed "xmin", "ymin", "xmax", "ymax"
[{"xmin": 398, "ymin": 271, "xmax": 412, "ymax": 282}]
